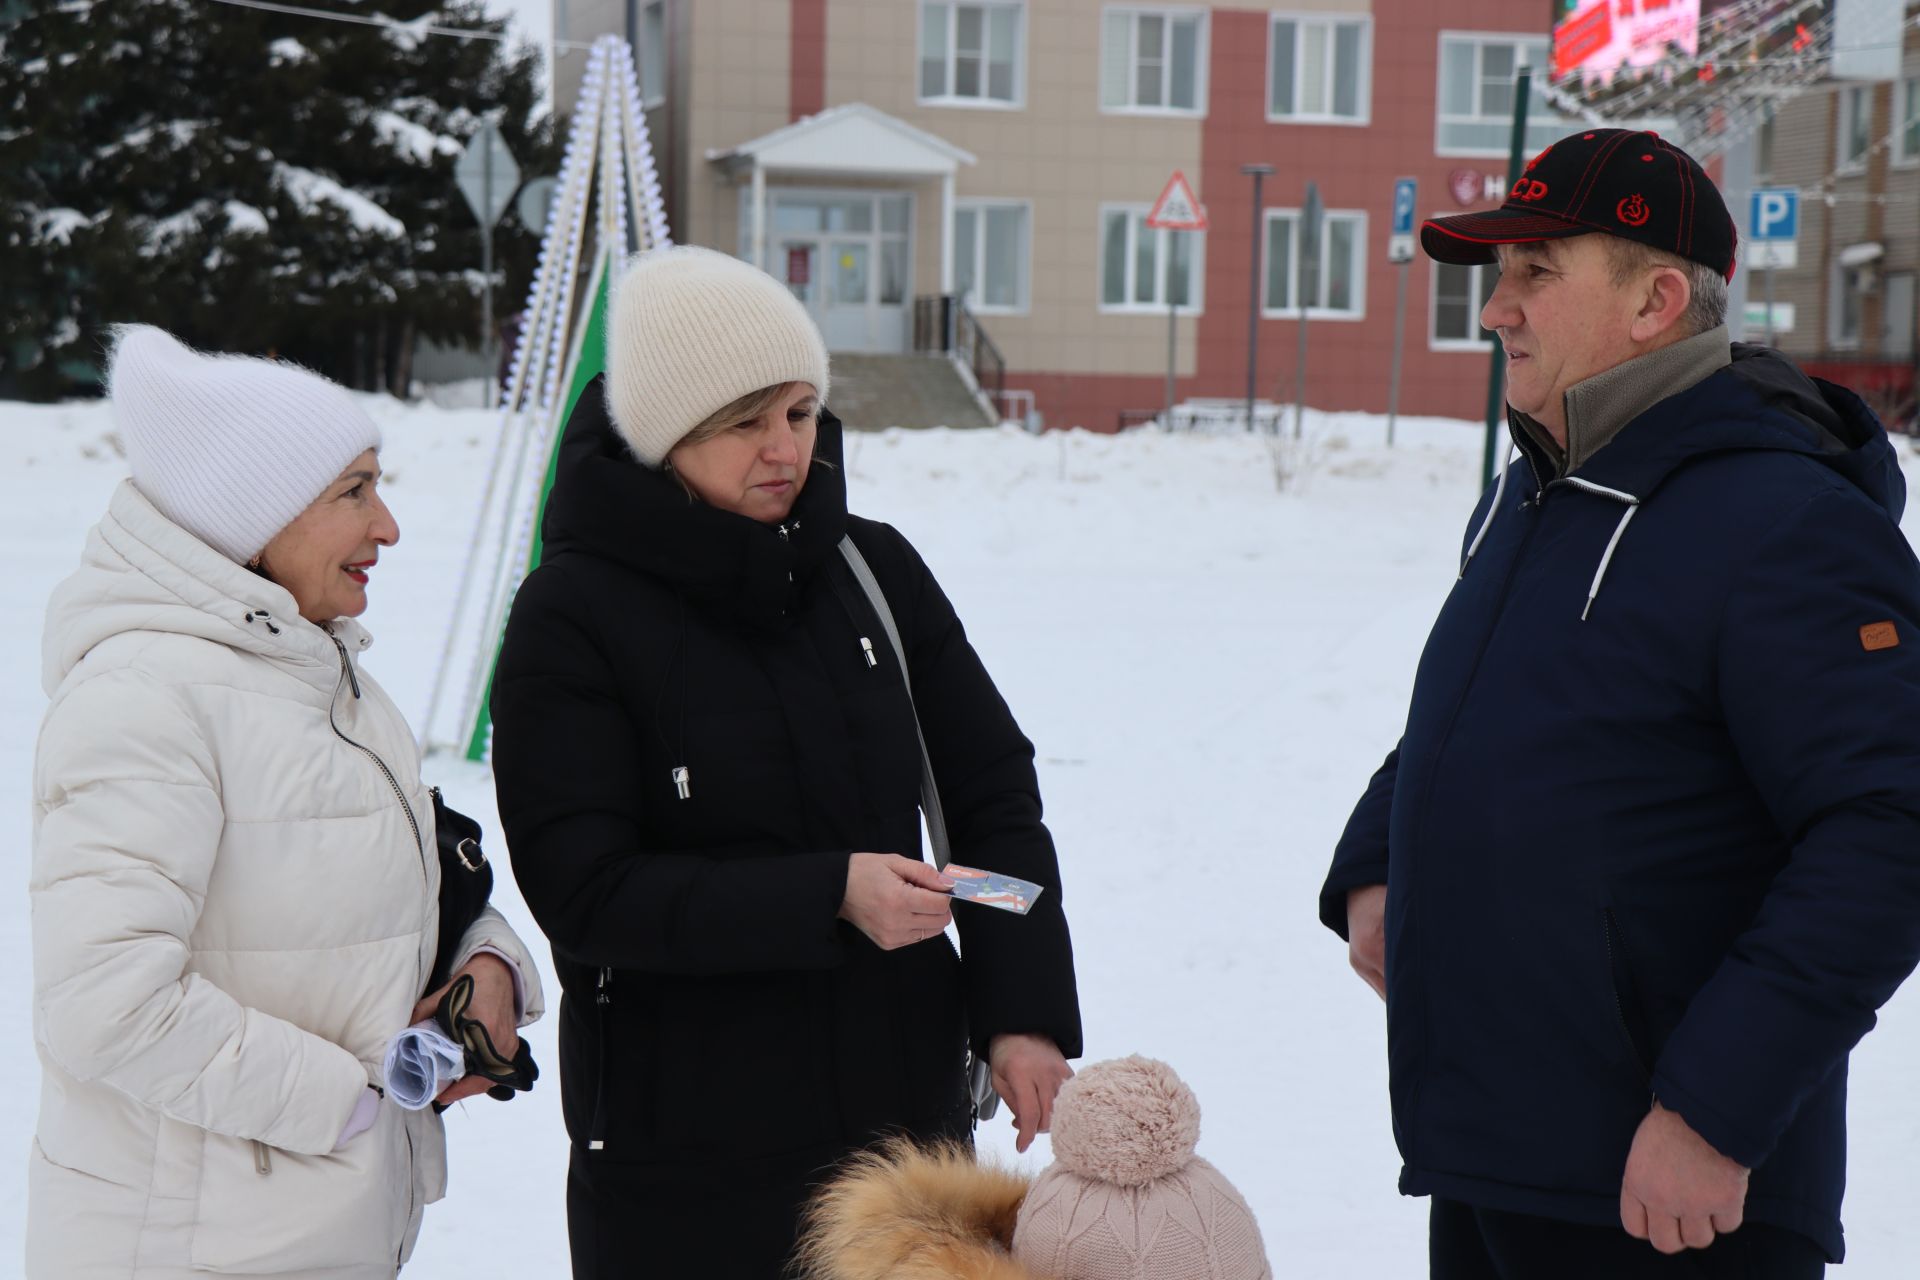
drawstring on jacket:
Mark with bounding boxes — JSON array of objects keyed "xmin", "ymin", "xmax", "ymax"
[
  {"xmin": 1457, "ymin": 444, "xmax": 1643, "ymax": 622},
  {"xmin": 1583, "ymin": 504, "xmax": 1640, "ymax": 621},
  {"xmin": 1459, "ymin": 439, "xmax": 1514, "ymax": 580}
]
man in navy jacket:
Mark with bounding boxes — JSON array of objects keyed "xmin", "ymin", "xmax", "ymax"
[{"xmin": 1322, "ymin": 129, "xmax": 1920, "ymax": 1279}]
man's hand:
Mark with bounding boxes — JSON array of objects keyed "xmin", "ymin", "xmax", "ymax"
[
  {"xmin": 412, "ymin": 952, "xmax": 520, "ymax": 1105},
  {"xmin": 1346, "ymin": 884, "xmax": 1387, "ymax": 1000},
  {"xmin": 989, "ymin": 1032, "xmax": 1073, "ymax": 1154},
  {"xmin": 839, "ymin": 853, "xmax": 954, "ymax": 950},
  {"xmin": 1620, "ymin": 1100, "xmax": 1750, "ymax": 1253}
]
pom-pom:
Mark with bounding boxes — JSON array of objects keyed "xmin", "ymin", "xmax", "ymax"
[{"xmin": 1048, "ymin": 1056, "xmax": 1200, "ymax": 1188}]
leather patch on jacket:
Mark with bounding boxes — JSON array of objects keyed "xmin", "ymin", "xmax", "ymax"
[{"xmin": 1860, "ymin": 621, "xmax": 1900, "ymax": 651}]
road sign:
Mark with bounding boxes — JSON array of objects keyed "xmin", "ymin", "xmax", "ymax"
[
  {"xmin": 515, "ymin": 175, "xmax": 557, "ymax": 232},
  {"xmin": 456, "ymin": 121, "xmax": 521, "ymax": 231},
  {"xmin": 1747, "ymin": 187, "xmax": 1799, "ymax": 270},
  {"xmin": 1391, "ymin": 177, "xmax": 1417, "ymax": 234},
  {"xmin": 1147, "ymin": 170, "xmax": 1208, "ymax": 230},
  {"xmin": 1749, "ymin": 187, "xmax": 1798, "ymax": 241},
  {"xmin": 1389, "ymin": 176, "xmax": 1417, "ymax": 263}
]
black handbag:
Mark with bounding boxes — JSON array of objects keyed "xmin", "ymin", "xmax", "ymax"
[{"xmin": 428, "ymin": 786, "xmax": 494, "ymax": 994}]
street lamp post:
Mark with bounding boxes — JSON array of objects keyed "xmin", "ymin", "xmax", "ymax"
[{"xmin": 1240, "ymin": 163, "xmax": 1275, "ymax": 434}]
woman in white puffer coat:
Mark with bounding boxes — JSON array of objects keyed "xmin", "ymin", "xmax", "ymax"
[{"xmin": 28, "ymin": 327, "xmax": 545, "ymax": 1279}]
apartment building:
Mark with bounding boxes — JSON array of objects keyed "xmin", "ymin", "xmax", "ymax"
[
  {"xmin": 1750, "ymin": 36, "xmax": 1920, "ymax": 368},
  {"xmin": 551, "ymin": 0, "xmax": 1584, "ymax": 428}
]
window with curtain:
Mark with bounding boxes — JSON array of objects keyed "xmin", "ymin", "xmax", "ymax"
[
  {"xmin": 1436, "ymin": 33, "xmax": 1568, "ymax": 156},
  {"xmin": 1431, "ymin": 259, "xmax": 1500, "ymax": 347},
  {"xmin": 1269, "ymin": 15, "xmax": 1370, "ymax": 123},
  {"xmin": 1263, "ymin": 209, "xmax": 1366, "ymax": 318},
  {"xmin": 953, "ymin": 202, "xmax": 1030, "ymax": 312},
  {"xmin": 1099, "ymin": 205, "xmax": 1203, "ymax": 310},
  {"xmin": 1100, "ymin": 8, "xmax": 1206, "ymax": 114},
  {"xmin": 920, "ymin": 2, "xmax": 1022, "ymax": 105}
]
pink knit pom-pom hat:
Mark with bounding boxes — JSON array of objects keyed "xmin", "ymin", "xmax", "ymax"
[{"xmin": 1012, "ymin": 1056, "xmax": 1271, "ymax": 1280}]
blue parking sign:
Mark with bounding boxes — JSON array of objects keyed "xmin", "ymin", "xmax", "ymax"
[
  {"xmin": 1392, "ymin": 178, "xmax": 1418, "ymax": 236},
  {"xmin": 1749, "ymin": 188, "xmax": 1797, "ymax": 241}
]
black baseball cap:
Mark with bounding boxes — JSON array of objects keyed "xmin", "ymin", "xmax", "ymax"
[{"xmin": 1422, "ymin": 128, "xmax": 1738, "ymax": 281}]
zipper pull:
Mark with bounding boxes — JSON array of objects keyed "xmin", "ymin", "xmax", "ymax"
[
  {"xmin": 671, "ymin": 766, "xmax": 691, "ymax": 800},
  {"xmin": 596, "ymin": 966, "xmax": 613, "ymax": 1006},
  {"xmin": 330, "ymin": 635, "xmax": 363, "ymax": 698},
  {"xmin": 243, "ymin": 610, "xmax": 280, "ymax": 635},
  {"xmin": 253, "ymin": 1140, "xmax": 272, "ymax": 1175},
  {"xmin": 777, "ymin": 524, "xmax": 790, "ymax": 542},
  {"xmin": 859, "ymin": 637, "xmax": 876, "ymax": 668}
]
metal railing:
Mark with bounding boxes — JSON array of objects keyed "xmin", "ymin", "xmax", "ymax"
[{"xmin": 912, "ymin": 294, "xmax": 1006, "ymax": 408}]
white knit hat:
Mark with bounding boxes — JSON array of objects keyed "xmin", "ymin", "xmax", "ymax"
[
  {"xmin": 605, "ymin": 245, "xmax": 831, "ymax": 467},
  {"xmin": 108, "ymin": 326, "xmax": 383, "ymax": 563}
]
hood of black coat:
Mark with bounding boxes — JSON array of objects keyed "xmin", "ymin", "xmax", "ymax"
[
  {"xmin": 536, "ymin": 374, "xmax": 851, "ymax": 628},
  {"xmin": 1561, "ymin": 344, "xmax": 1903, "ymax": 521}
]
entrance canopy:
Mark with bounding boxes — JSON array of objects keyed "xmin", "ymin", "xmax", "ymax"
[{"xmin": 708, "ymin": 103, "xmax": 976, "ymax": 293}]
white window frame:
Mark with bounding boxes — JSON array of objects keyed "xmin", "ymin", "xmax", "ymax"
[
  {"xmin": 1261, "ymin": 207, "xmax": 1368, "ymax": 321},
  {"xmin": 637, "ymin": 0, "xmax": 666, "ymax": 108},
  {"xmin": 953, "ymin": 198, "xmax": 1032, "ymax": 315},
  {"xmin": 1894, "ymin": 75, "xmax": 1920, "ymax": 167},
  {"xmin": 1098, "ymin": 202, "xmax": 1206, "ymax": 314},
  {"xmin": 1428, "ymin": 250, "xmax": 1500, "ymax": 352},
  {"xmin": 1434, "ymin": 31, "xmax": 1568, "ymax": 158},
  {"xmin": 1837, "ymin": 84, "xmax": 1873, "ymax": 174},
  {"xmin": 918, "ymin": 1, "xmax": 1027, "ymax": 110},
  {"xmin": 1099, "ymin": 5, "xmax": 1210, "ymax": 118},
  {"xmin": 1830, "ymin": 258, "xmax": 1868, "ymax": 350},
  {"xmin": 1266, "ymin": 12, "xmax": 1372, "ymax": 126}
]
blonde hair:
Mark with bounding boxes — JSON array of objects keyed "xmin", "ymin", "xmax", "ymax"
[{"xmin": 664, "ymin": 381, "xmax": 829, "ymax": 499}]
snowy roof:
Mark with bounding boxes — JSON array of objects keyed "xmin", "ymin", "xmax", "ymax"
[{"xmin": 706, "ymin": 103, "xmax": 975, "ymax": 179}]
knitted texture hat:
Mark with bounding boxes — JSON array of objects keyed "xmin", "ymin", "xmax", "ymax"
[
  {"xmin": 108, "ymin": 326, "xmax": 382, "ymax": 563},
  {"xmin": 604, "ymin": 245, "xmax": 831, "ymax": 467},
  {"xmin": 1012, "ymin": 1057, "xmax": 1271, "ymax": 1280}
]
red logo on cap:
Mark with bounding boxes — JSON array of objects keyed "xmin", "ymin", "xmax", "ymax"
[
  {"xmin": 1511, "ymin": 179, "xmax": 1550, "ymax": 203},
  {"xmin": 1524, "ymin": 144, "xmax": 1554, "ymax": 173},
  {"xmin": 1617, "ymin": 193, "xmax": 1651, "ymax": 227}
]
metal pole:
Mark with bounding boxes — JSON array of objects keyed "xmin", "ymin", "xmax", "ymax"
[
  {"xmin": 481, "ymin": 132, "xmax": 495, "ymax": 411},
  {"xmin": 1294, "ymin": 250, "xmax": 1309, "ymax": 439},
  {"xmin": 1387, "ymin": 258, "xmax": 1409, "ymax": 447},
  {"xmin": 1242, "ymin": 164, "xmax": 1274, "ymax": 434},
  {"xmin": 1165, "ymin": 286, "xmax": 1178, "ymax": 429},
  {"xmin": 1765, "ymin": 263, "xmax": 1777, "ymax": 346},
  {"xmin": 1483, "ymin": 67, "xmax": 1531, "ymax": 489}
]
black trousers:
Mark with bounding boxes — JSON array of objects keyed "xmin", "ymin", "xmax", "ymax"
[
  {"xmin": 566, "ymin": 1143, "xmax": 840, "ymax": 1279},
  {"xmin": 1431, "ymin": 1199, "xmax": 1827, "ymax": 1280}
]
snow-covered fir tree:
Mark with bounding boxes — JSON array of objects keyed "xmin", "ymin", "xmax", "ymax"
[{"xmin": 0, "ymin": 0, "xmax": 555, "ymax": 398}]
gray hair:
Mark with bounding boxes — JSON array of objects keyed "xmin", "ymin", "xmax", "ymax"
[{"xmin": 1602, "ymin": 236, "xmax": 1727, "ymax": 337}]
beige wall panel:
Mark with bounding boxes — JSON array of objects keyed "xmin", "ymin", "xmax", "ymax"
[{"xmin": 820, "ymin": 0, "xmax": 1205, "ymax": 375}]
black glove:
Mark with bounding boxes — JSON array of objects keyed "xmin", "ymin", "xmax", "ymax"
[{"xmin": 434, "ymin": 971, "xmax": 539, "ymax": 1103}]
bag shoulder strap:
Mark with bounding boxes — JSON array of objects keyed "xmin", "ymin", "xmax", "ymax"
[{"xmin": 837, "ymin": 536, "xmax": 952, "ymax": 871}]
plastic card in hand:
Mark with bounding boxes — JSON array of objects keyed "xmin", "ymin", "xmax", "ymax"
[{"xmin": 944, "ymin": 865, "xmax": 1044, "ymax": 915}]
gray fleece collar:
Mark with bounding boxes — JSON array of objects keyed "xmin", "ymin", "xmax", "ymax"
[{"xmin": 1512, "ymin": 325, "xmax": 1732, "ymax": 481}]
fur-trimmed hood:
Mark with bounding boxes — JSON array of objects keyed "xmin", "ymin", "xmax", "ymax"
[{"xmin": 796, "ymin": 1140, "xmax": 1038, "ymax": 1280}]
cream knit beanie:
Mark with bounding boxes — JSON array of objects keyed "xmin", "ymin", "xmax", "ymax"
[
  {"xmin": 108, "ymin": 326, "xmax": 383, "ymax": 563},
  {"xmin": 604, "ymin": 245, "xmax": 831, "ymax": 467},
  {"xmin": 1012, "ymin": 1057, "xmax": 1272, "ymax": 1280}
]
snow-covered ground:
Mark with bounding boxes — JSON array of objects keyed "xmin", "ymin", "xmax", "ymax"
[{"xmin": 5, "ymin": 398, "xmax": 1919, "ymax": 1276}]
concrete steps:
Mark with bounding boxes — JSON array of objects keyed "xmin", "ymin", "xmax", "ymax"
[{"xmin": 827, "ymin": 353, "xmax": 997, "ymax": 432}]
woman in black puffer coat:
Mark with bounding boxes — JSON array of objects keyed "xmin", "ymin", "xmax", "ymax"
[{"xmin": 490, "ymin": 247, "xmax": 1081, "ymax": 1279}]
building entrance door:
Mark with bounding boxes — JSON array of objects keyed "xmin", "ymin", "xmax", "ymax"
[{"xmin": 763, "ymin": 191, "xmax": 912, "ymax": 353}]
